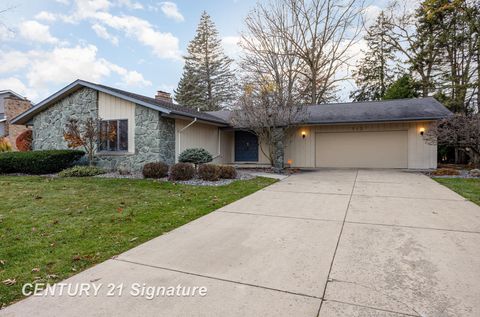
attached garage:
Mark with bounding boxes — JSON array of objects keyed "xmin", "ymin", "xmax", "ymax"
[
  {"xmin": 281, "ymin": 98, "xmax": 452, "ymax": 170},
  {"xmin": 315, "ymin": 130, "xmax": 408, "ymax": 168}
]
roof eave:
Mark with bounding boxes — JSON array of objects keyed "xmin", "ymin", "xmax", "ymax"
[
  {"xmin": 162, "ymin": 113, "xmax": 229, "ymax": 127},
  {"xmin": 302, "ymin": 116, "xmax": 448, "ymax": 125},
  {"xmin": 11, "ymin": 80, "xmax": 174, "ymax": 125}
]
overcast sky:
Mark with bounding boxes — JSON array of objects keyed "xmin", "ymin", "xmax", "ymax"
[{"xmin": 0, "ymin": 0, "xmax": 393, "ymax": 104}]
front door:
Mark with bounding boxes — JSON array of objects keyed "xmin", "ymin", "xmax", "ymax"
[{"xmin": 235, "ymin": 131, "xmax": 259, "ymax": 162}]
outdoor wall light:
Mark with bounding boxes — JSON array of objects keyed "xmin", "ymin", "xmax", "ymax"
[
  {"xmin": 419, "ymin": 127, "xmax": 425, "ymax": 136},
  {"xmin": 301, "ymin": 131, "xmax": 307, "ymax": 138}
]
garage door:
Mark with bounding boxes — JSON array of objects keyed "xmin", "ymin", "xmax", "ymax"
[{"xmin": 315, "ymin": 131, "xmax": 408, "ymax": 168}]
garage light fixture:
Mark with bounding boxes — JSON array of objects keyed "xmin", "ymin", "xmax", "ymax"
[
  {"xmin": 301, "ymin": 131, "xmax": 306, "ymax": 138},
  {"xmin": 419, "ymin": 127, "xmax": 425, "ymax": 136}
]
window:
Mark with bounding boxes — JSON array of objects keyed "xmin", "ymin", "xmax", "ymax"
[{"xmin": 99, "ymin": 119, "xmax": 128, "ymax": 152}]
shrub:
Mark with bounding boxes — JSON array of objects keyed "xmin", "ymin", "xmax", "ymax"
[
  {"xmin": 218, "ymin": 165, "xmax": 237, "ymax": 179},
  {"xmin": 16, "ymin": 130, "xmax": 32, "ymax": 152},
  {"xmin": 143, "ymin": 162, "xmax": 169, "ymax": 179},
  {"xmin": 59, "ymin": 165, "xmax": 105, "ymax": 177},
  {"xmin": 178, "ymin": 148, "xmax": 213, "ymax": 166},
  {"xmin": 169, "ymin": 163, "xmax": 195, "ymax": 181},
  {"xmin": 431, "ymin": 168, "xmax": 460, "ymax": 176},
  {"xmin": 198, "ymin": 164, "xmax": 220, "ymax": 181},
  {"xmin": 0, "ymin": 138, "xmax": 12, "ymax": 152},
  {"xmin": 0, "ymin": 150, "xmax": 85, "ymax": 174}
]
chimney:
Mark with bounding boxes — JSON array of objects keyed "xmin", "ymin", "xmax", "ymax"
[
  {"xmin": 3, "ymin": 96, "xmax": 32, "ymax": 151},
  {"xmin": 155, "ymin": 90, "xmax": 172, "ymax": 103}
]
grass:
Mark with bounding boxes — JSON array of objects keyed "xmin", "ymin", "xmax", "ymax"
[
  {"xmin": 0, "ymin": 176, "xmax": 276, "ymax": 307},
  {"xmin": 434, "ymin": 178, "xmax": 480, "ymax": 205}
]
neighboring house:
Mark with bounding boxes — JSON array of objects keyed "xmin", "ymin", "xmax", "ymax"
[
  {"xmin": 12, "ymin": 79, "xmax": 451, "ymax": 171},
  {"xmin": 0, "ymin": 90, "xmax": 32, "ymax": 150}
]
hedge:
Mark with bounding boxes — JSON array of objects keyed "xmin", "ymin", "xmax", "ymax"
[
  {"xmin": 0, "ymin": 150, "xmax": 85, "ymax": 174},
  {"xmin": 198, "ymin": 164, "xmax": 220, "ymax": 181},
  {"xmin": 169, "ymin": 163, "xmax": 195, "ymax": 181},
  {"xmin": 143, "ymin": 162, "xmax": 169, "ymax": 179}
]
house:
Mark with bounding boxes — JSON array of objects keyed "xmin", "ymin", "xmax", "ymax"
[
  {"xmin": 11, "ymin": 79, "xmax": 451, "ymax": 171},
  {"xmin": 0, "ymin": 90, "xmax": 32, "ymax": 150}
]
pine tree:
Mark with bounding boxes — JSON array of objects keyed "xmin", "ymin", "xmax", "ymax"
[
  {"xmin": 383, "ymin": 75, "xmax": 419, "ymax": 100},
  {"xmin": 174, "ymin": 11, "xmax": 237, "ymax": 111},
  {"xmin": 350, "ymin": 11, "xmax": 396, "ymax": 101}
]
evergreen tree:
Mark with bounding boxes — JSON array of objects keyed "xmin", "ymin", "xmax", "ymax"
[
  {"xmin": 383, "ymin": 75, "xmax": 419, "ymax": 100},
  {"xmin": 413, "ymin": 0, "xmax": 479, "ymax": 112},
  {"xmin": 350, "ymin": 11, "xmax": 397, "ymax": 101},
  {"xmin": 174, "ymin": 11, "xmax": 237, "ymax": 111}
]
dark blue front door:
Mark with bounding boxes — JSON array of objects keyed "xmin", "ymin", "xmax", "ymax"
[{"xmin": 235, "ymin": 131, "xmax": 259, "ymax": 162}]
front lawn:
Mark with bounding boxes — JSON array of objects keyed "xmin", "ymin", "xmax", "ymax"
[
  {"xmin": 434, "ymin": 178, "xmax": 480, "ymax": 205},
  {"xmin": 0, "ymin": 176, "xmax": 275, "ymax": 307}
]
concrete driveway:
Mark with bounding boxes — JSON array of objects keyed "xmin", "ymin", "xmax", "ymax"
[{"xmin": 2, "ymin": 169, "xmax": 480, "ymax": 316}]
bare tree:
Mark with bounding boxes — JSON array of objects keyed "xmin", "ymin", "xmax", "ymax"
[
  {"xmin": 425, "ymin": 113, "xmax": 480, "ymax": 165},
  {"xmin": 0, "ymin": 5, "xmax": 17, "ymax": 37},
  {"xmin": 381, "ymin": 1, "xmax": 443, "ymax": 98},
  {"xmin": 281, "ymin": 0, "xmax": 366, "ymax": 104},
  {"xmin": 232, "ymin": 1, "xmax": 306, "ymax": 169}
]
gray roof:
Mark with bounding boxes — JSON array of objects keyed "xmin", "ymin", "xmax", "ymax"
[
  {"xmin": 303, "ymin": 97, "xmax": 451, "ymax": 124},
  {"xmin": 12, "ymin": 79, "xmax": 450, "ymax": 127},
  {"xmin": 207, "ymin": 97, "xmax": 451, "ymax": 125},
  {"xmin": 12, "ymin": 80, "xmax": 228, "ymax": 126}
]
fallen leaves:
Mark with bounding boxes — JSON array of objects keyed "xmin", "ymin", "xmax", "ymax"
[
  {"xmin": 2, "ymin": 279, "xmax": 16, "ymax": 286},
  {"xmin": 31, "ymin": 268, "xmax": 40, "ymax": 273}
]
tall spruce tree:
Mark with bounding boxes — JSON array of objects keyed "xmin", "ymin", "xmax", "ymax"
[
  {"xmin": 174, "ymin": 11, "xmax": 237, "ymax": 111},
  {"xmin": 350, "ymin": 11, "xmax": 397, "ymax": 101}
]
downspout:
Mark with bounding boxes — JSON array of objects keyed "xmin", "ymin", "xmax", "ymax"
[
  {"xmin": 177, "ymin": 118, "xmax": 197, "ymax": 161},
  {"xmin": 212, "ymin": 129, "xmax": 221, "ymax": 160}
]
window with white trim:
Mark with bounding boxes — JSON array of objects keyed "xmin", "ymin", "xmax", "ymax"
[{"xmin": 99, "ymin": 119, "xmax": 128, "ymax": 152}]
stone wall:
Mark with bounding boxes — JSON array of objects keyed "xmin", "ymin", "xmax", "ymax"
[
  {"xmin": 4, "ymin": 96, "xmax": 32, "ymax": 150},
  {"xmin": 32, "ymin": 87, "xmax": 176, "ymax": 172},
  {"xmin": 96, "ymin": 106, "xmax": 175, "ymax": 171},
  {"xmin": 32, "ymin": 87, "xmax": 98, "ymax": 150}
]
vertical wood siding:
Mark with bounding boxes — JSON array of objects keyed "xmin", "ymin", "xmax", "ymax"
[
  {"xmin": 98, "ymin": 92, "xmax": 135, "ymax": 153},
  {"xmin": 285, "ymin": 121, "xmax": 437, "ymax": 169},
  {"xmin": 175, "ymin": 119, "xmax": 232, "ymax": 164}
]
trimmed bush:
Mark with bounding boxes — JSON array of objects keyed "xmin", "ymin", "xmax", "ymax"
[
  {"xmin": 178, "ymin": 148, "xmax": 213, "ymax": 166},
  {"xmin": 198, "ymin": 164, "xmax": 220, "ymax": 181},
  {"xmin": 218, "ymin": 165, "xmax": 237, "ymax": 179},
  {"xmin": 59, "ymin": 166, "xmax": 105, "ymax": 177},
  {"xmin": 143, "ymin": 162, "xmax": 169, "ymax": 179},
  {"xmin": 169, "ymin": 163, "xmax": 195, "ymax": 181},
  {"xmin": 0, "ymin": 138, "xmax": 12, "ymax": 152},
  {"xmin": 0, "ymin": 150, "xmax": 85, "ymax": 174},
  {"xmin": 15, "ymin": 130, "xmax": 32, "ymax": 152}
]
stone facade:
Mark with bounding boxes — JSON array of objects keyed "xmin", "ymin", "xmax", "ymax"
[
  {"xmin": 32, "ymin": 87, "xmax": 176, "ymax": 172},
  {"xmin": 33, "ymin": 88, "xmax": 98, "ymax": 150},
  {"xmin": 4, "ymin": 96, "xmax": 32, "ymax": 150},
  {"xmin": 96, "ymin": 106, "xmax": 175, "ymax": 171}
]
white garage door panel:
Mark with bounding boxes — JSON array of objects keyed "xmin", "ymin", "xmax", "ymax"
[{"xmin": 315, "ymin": 131, "xmax": 408, "ymax": 168}]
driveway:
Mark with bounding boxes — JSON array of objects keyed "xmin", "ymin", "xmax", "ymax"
[{"xmin": 2, "ymin": 169, "xmax": 480, "ymax": 316}]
